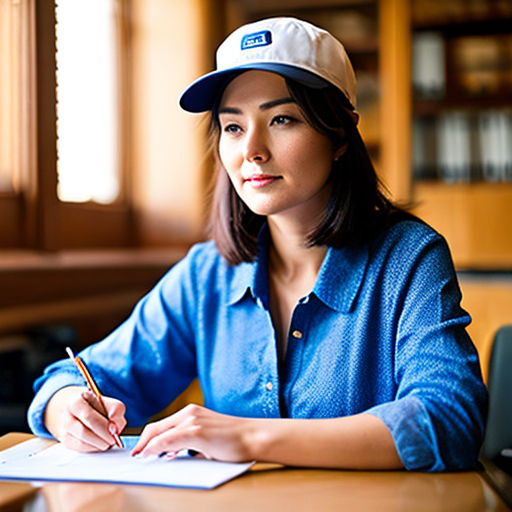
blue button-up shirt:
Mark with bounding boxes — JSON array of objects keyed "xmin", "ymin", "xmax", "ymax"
[{"xmin": 28, "ymin": 220, "xmax": 487, "ymax": 471}]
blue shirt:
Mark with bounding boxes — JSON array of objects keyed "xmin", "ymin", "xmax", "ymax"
[{"xmin": 28, "ymin": 220, "xmax": 487, "ymax": 471}]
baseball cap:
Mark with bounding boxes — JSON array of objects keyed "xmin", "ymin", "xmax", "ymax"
[{"xmin": 179, "ymin": 17, "xmax": 358, "ymax": 120}]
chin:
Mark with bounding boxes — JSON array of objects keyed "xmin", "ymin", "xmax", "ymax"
[{"xmin": 243, "ymin": 201, "xmax": 282, "ymax": 217}]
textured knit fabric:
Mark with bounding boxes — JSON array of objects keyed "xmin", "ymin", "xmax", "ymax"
[{"xmin": 28, "ymin": 220, "xmax": 487, "ymax": 471}]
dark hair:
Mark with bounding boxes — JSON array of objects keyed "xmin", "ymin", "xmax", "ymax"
[{"xmin": 207, "ymin": 76, "xmax": 411, "ymax": 265}]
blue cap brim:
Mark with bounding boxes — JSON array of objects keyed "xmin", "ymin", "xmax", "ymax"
[{"xmin": 179, "ymin": 63, "xmax": 329, "ymax": 113}]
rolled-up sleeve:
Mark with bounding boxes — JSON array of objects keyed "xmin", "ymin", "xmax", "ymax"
[{"xmin": 367, "ymin": 233, "xmax": 487, "ymax": 471}]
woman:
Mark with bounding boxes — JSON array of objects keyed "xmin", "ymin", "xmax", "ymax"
[{"xmin": 28, "ymin": 17, "xmax": 487, "ymax": 471}]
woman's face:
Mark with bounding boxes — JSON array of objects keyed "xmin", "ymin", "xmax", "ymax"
[{"xmin": 218, "ymin": 70, "xmax": 336, "ymax": 224}]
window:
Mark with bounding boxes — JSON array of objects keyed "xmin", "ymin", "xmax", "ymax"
[
  {"xmin": 0, "ymin": 0, "xmax": 16, "ymax": 194},
  {"xmin": 55, "ymin": 0, "xmax": 120, "ymax": 204},
  {"xmin": 0, "ymin": 0, "xmax": 36, "ymax": 248},
  {"xmin": 0, "ymin": 0, "xmax": 133, "ymax": 250}
]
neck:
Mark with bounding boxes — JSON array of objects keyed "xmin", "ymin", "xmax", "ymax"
[{"xmin": 267, "ymin": 216, "xmax": 327, "ymax": 281}]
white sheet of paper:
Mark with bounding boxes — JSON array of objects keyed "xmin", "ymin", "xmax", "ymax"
[{"xmin": 0, "ymin": 437, "xmax": 253, "ymax": 489}]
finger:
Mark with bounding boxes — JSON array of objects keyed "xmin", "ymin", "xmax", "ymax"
[
  {"xmin": 138, "ymin": 415, "xmax": 211, "ymax": 458},
  {"xmin": 131, "ymin": 419, "xmax": 173, "ymax": 455},
  {"xmin": 61, "ymin": 427, "xmax": 110, "ymax": 453},
  {"xmin": 81, "ymin": 391, "xmax": 126, "ymax": 445},
  {"xmin": 103, "ymin": 398, "xmax": 127, "ymax": 432},
  {"xmin": 163, "ymin": 451, "xmax": 180, "ymax": 461},
  {"xmin": 142, "ymin": 429, "xmax": 212, "ymax": 460},
  {"xmin": 138, "ymin": 427, "xmax": 190, "ymax": 457},
  {"xmin": 68, "ymin": 414, "xmax": 113, "ymax": 450},
  {"xmin": 131, "ymin": 406, "xmax": 195, "ymax": 455},
  {"xmin": 81, "ymin": 390, "xmax": 105, "ymax": 415},
  {"xmin": 68, "ymin": 393, "xmax": 115, "ymax": 447},
  {"xmin": 132, "ymin": 405, "xmax": 204, "ymax": 456},
  {"xmin": 61, "ymin": 411, "xmax": 113, "ymax": 452}
]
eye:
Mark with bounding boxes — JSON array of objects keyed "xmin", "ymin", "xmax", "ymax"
[
  {"xmin": 223, "ymin": 123, "xmax": 242, "ymax": 135},
  {"xmin": 271, "ymin": 115, "xmax": 295, "ymax": 126}
]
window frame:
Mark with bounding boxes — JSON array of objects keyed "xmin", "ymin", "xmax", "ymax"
[{"xmin": 0, "ymin": 0, "xmax": 135, "ymax": 250}]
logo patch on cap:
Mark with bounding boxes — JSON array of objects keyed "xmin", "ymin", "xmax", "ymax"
[{"xmin": 241, "ymin": 30, "xmax": 272, "ymax": 50}]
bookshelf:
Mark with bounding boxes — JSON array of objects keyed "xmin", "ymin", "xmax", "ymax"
[{"xmin": 409, "ymin": 0, "xmax": 512, "ymax": 270}]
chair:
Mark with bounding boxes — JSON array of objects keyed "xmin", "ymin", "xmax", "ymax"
[{"xmin": 482, "ymin": 324, "xmax": 512, "ymax": 461}]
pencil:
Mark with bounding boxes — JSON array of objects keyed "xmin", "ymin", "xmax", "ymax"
[{"xmin": 66, "ymin": 347, "xmax": 124, "ymax": 449}]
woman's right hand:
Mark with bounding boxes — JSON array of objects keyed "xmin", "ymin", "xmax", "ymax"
[{"xmin": 44, "ymin": 386, "xmax": 127, "ymax": 452}]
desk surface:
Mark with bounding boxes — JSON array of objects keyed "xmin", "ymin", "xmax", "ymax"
[{"xmin": 0, "ymin": 433, "xmax": 510, "ymax": 512}]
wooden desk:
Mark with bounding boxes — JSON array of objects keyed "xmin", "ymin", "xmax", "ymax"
[{"xmin": 0, "ymin": 433, "xmax": 510, "ymax": 512}]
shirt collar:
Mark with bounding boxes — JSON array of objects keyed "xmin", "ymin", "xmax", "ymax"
[
  {"xmin": 226, "ymin": 226, "xmax": 270, "ymax": 307},
  {"xmin": 226, "ymin": 261, "xmax": 257, "ymax": 306},
  {"xmin": 226, "ymin": 227, "xmax": 369, "ymax": 313},
  {"xmin": 313, "ymin": 243, "xmax": 369, "ymax": 313}
]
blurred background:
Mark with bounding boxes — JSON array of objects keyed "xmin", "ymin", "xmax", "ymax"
[{"xmin": 0, "ymin": 0, "xmax": 511, "ymax": 434}]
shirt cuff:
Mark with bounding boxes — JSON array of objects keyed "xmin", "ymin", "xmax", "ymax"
[
  {"xmin": 366, "ymin": 396, "xmax": 444, "ymax": 472},
  {"xmin": 27, "ymin": 371, "xmax": 84, "ymax": 438}
]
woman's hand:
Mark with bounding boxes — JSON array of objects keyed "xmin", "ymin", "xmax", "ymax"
[
  {"xmin": 131, "ymin": 405, "xmax": 403, "ymax": 469},
  {"xmin": 44, "ymin": 386, "xmax": 127, "ymax": 453},
  {"xmin": 131, "ymin": 404, "xmax": 256, "ymax": 462}
]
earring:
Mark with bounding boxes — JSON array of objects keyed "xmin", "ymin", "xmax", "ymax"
[{"xmin": 333, "ymin": 143, "xmax": 347, "ymax": 162}]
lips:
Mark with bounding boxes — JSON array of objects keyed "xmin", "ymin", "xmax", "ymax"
[{"xmin": 243, "ymin": 174, "xmax": 282, "ymax": 188}]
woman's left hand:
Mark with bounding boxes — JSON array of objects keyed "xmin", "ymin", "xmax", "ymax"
[{"xmin": 131, "ymin": 404, "xmax": 256, "ymax": 461}]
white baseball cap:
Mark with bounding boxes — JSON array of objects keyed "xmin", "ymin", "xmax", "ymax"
[{"xmin": 179, "ymin": 17, "xmax": 358, "ymax": 120}]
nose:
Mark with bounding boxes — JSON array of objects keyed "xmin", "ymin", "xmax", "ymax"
[{"xmin": 243, "ymin": 124, "xmax": 270, "ymax": 163}]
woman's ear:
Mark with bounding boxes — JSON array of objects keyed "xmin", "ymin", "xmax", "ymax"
[{"xmin": 334, "ymin": 143, "xmax": 348, "ymax": 161}]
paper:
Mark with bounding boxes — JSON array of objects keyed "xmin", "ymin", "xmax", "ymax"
[{"xmin": 0, "ymin": 437, "xmax": 253, "ymax": 489}]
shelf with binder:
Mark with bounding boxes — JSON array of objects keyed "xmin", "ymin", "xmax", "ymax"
[
  {"xmin": 411, "ymin": 17, "xmax": 512, "ymax": 185},
  {"xmin": 412, "ymin": 109, "xmax": 512, "ymax": 184},
  {"xmin": 412, "ymin": 33, "xmax": 512, "ymax": 108},
  {"xmin": 409, "ymin": 0, "xmax": 512, "ymax": 269}
]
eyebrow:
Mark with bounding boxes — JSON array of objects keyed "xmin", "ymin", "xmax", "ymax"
[{"xmin": 218, "ymin": 97, "xmax": 295, "ymax": 115}]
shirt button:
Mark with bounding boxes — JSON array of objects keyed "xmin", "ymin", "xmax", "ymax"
[
  {"xmin": 266, "ymin": 382, "xmax": 273, "ymax": 391},
  {"xmin": 292, "ymin": 330, "xmax": 303, "ymax": 339}
]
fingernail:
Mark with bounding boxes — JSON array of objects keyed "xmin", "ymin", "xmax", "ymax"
[
  {"xmin": 164, "ymin": 451, "xmax": 179, "ymax": 461},
  {"xmin": 108, "ymin": 421, "xmax": 120, "ymax": 438},
  {"xmin": 108, "ymin": 423, "xmax": 116, "ymax": 438}
]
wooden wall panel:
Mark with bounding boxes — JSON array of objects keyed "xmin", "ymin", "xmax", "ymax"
[{"xmin": 460, "ymin": 277, "xmax": 512, "ymax": 382}]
